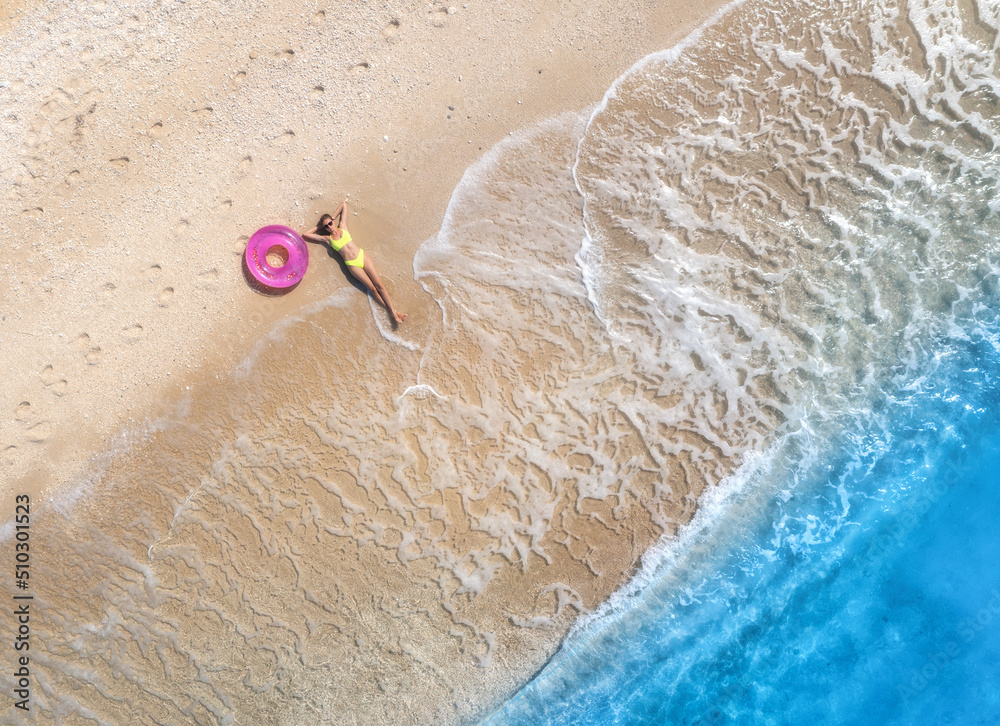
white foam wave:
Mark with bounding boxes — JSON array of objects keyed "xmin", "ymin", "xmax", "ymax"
[{"xmin": 369, "ymin": 295, "xmax": 421, "ymax": 351}]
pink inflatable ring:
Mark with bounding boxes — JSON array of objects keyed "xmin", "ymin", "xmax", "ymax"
[{"xmin": 244, "ymin": 225, "xmax": 309, "ymax": 290}]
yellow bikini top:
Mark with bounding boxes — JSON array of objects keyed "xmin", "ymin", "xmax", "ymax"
[{"xmin": 329, "ymin": 228, "xmax": 352, "ymax": 251}]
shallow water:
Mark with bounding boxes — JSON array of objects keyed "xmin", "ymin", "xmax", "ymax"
[
  {"xmin": 487, "ymin": 337, "xmax": 1000, "ymax": 724},
  {"xmin": 4, "ymin": 0, "xmax": 1000, "ymax": 722}
]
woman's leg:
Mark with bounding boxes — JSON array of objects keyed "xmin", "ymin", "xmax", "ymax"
[
  {"xmin": 359, "ymin": 255, "xmax": 406, "ymax": 322},
  {"xmin": 347, "ymin": 265, "xmax": 387, "ymax": 307}
]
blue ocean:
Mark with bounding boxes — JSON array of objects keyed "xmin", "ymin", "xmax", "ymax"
[{"xmin": 487, "ymin": 335, "xmax": 1000, "ymax": 724}]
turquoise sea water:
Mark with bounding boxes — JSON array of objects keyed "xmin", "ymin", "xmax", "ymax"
[{"xmin": 488, "ymin": 333, "xmax": 1000, "ymax": 724}]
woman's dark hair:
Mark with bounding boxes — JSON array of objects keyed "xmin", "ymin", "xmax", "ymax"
[{"xmin": 317, "ymin": 213, "xmax": 334, "ymax": 231}]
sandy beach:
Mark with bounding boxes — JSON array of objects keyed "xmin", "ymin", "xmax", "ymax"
[
  {"xmin": 1, "ymin": 0, "xmax": 732, "ymax": 722},
  {"xmin": 6, "ymin": 0, "xmax": 1000, "ymax": 723}
]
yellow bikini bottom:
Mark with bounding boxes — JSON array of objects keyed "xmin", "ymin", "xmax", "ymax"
[{"xmin": 345, "ymin": 249, "xmax": 364, "ymax": 268}]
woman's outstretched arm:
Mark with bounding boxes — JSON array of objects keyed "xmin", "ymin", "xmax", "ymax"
[
  {"xmin": 301, "ymin": 225, "xmax": 330, "ymax": 244},
  {"xmin": 333, "ymin": 201, "xmax": 348, "ymax": 230}
]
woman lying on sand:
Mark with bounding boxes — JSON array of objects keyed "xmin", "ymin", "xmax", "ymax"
[{"xmin": 302, "ymin": 201, "xmax": 407, "ymax": 323}]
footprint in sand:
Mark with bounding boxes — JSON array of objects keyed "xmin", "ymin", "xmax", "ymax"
[
  {"xmin": 311, "ymin": 10, "xmax": 325, "ymax": 26},
  {"xmin": 274, "ymin": 130, "xmax": 295, "ymax": 145},
  {"xmin": 40, "ymin": 365, "xmax": 69, "ymax": 396},
  {"xmin": 156, "ymin": 287, "xmax": 174, "ymax": 307},
  {"xmin": 123, "ymin": 324, "xmax": 143, "ymax": 340},
  {"xmin": 73, "ymin": 333, "xmax": 105, "ymax": 366},
  {"xmin": 430, "ymin": 6, "xmax": 453, "ymax": 27},
  {"xmin": 239, "ymin": 155, "xmax": 253, "ymax": 170},
  {"xmin": 148, "ymin": 122, "xmax": 166, "ymax": 140},
  {"xmin": 382, "ymin": 18, "xmax": 401, "ymax": 40},
  {"xmin": 65, "ymin": 169, "xmax": 81, "ymax": 186},
  {"xmin": 174, "ymin": 220, "xmax": 190, "ymax": 236},
  {"xmin": 275, "ymin": 47, "xmax": 295, "ymax": 60},
  {"xmin": 102, "ymin": 282, "xmax": 116, "ymax": 295},
  {"xmin": 26, "ymin": 421, "xmax": 52, "ymax": 444},
  {"xmin": 14, "ymin": 402, "xmax": 32, "ymax": 422},
  {"xmin": 40, "ymin": 365, "xmax": 57, "ymax": 385},
  {"xmin": 109, "ymin": 156, "xmax": 131, "ymax": 169},
  {"xmin": 193, "ymin": 107, "xmax": 213, "ymax": 120},
  {"xmin": 234, "ymin": 70, "xmax": 247, "ymax": 85},
  {"xmin": 2, "ymin": 446, "xmax": 16, "ymax": 466},
  {"xmin": 309, "ymin": 85, "xmax": 325, "ymax": 99},
  {"xmin": 220, "ymin": 199, "xmax": 233, "ymax": 211},
  {"xmin": 351, "ymin": 61, "xmax": 371, "ymax": 73},
  {"xmin": 232, "ymin": 235, "xmax": 249, "ymax": 256},
  {"xmin": 197, "ymin": 268, "xmax": 220, "ymax": 287},
  {"xmin": 21, "ymin": 207, "xmax": 43, "ymax": 219},
  {"xmin": 146, "ymin": 263, "xmax": 162, "ymax": 278}
]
